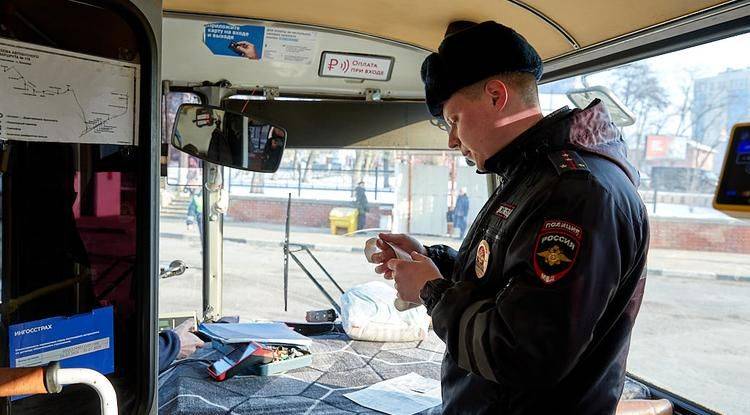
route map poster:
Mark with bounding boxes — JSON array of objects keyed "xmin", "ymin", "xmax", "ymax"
[{"xmin": 0, "ymin": 38, "xmax": 140, "ymax": 146}]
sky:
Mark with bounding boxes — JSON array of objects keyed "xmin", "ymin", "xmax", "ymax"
[
  {"xmin": 647, "ymin": 32, "xmax": 750, "ymax": 79},
  {"xmin": 586, "ymin": 32, "xmax": 750, "ymax": 102}
]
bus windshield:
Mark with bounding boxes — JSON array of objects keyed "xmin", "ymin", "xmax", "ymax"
[{"xmin": 159, "ymin": 17, "xmax": 750, "ymax": 415}]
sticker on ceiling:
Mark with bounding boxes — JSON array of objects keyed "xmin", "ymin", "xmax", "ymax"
[
  {"xmin": 319, "ymin": 52, "xmax": 394, "ymax": 81},
  {"xmin": 203, "ymin": 23, "xmax": 318, "ymax": 65}
]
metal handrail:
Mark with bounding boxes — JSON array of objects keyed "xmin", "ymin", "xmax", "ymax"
[
  {"xmin": 0, "ymin": 362, "xmax": 117, "ymax": 415},
  {"xmin": 287, "ymin": 243, "xmax": 343, "ymax": 314}
]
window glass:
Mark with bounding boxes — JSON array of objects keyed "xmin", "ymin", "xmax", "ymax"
[
  {"xmin": 541, "ymin": 33, "xmax": 750, "ymax": 415},
  {"xmin": 221, "ymin": 149, "xmax": 488, "ymax": 321},
  {"xmin": 159, "ymin": 90, "xmax": 490, "ymax": 323},
  {"xmin": 159, "ymin": 145, "xmax": 490, "ymax": 321},
  {"xmin": 159, "ymin": 92, "xmax": 203, "ymax": 319},
  {"xmin": 4, "ymin": 141, "xmax": 142, "ymax": 413}
]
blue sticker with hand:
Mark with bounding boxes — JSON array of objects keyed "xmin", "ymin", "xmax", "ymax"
[{"xmin": 204, "ymin": 22, "xmax": 265, "ymax": 60}]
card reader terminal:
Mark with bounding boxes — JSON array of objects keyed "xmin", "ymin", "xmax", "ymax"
[{"xmin": 207, "ymin": 342, "xmax": 274, "ymax": 381}]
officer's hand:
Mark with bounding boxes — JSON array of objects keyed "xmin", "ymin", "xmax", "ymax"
[
  {"xmin": 174, "ymin": 319, "xmax": 205, "ymax": 359},
  {"xmin": 386, "ymin": 251, "xmax": 441, "ymax": 304},
  {"xmin": 373, "ymin": 233, "xmax": 427, "ymax": 278}
]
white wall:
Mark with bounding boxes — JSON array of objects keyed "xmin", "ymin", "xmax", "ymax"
[{"xmin": 392, "ymin": 164, "xmax": 449, "ymax": 235}]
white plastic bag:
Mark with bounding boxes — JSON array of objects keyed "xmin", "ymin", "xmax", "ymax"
[{"xmin": 340, "ymin": 281, "xmax": 430, "ymax": 342}]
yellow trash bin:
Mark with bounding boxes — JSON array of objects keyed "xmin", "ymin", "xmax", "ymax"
[{"xmin": 329, "ymin": 207, "xmax": 359, "ymax": 235}]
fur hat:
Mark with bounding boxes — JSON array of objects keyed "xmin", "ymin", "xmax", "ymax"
[{"xmin": 421, "ymin": 21, "xmax": 543, "ymax": 117}]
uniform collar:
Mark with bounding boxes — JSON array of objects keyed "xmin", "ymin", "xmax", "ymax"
[{"xmin": 482, "ymin": 106, "xmax": 572, "ymax": 179}]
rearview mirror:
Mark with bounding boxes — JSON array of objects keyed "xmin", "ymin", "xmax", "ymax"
[
  {"xmin": 172, "ymin": 104, "xmax": 287, "ymax": 173},
  {"xmin": 566, "ymin": 86, "xmax": 636, "ymax": 127}
]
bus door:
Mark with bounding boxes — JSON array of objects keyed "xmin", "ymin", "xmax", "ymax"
[{"xmin": 0, "ymin": 0, "xmax": 162, "ymax": 413}]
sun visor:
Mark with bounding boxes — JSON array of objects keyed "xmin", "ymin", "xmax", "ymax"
[{"xmin": 223, "ymin": 99, "xmax": 439, "ymax": 149}]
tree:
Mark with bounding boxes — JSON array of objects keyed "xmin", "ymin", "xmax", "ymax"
[
  {"xmin": 670, "ymin": 75, "xmax": 727, "ymax": 193},
  {"xmin": 349, "ymin": 150, "xmax": 379, "ymax": 194},
  {"xmin": 608, "ymin": 62, "xmax": 670, "ymax": 170},
  {"xmin": 302, "ymin": 150, "xmax": 316, "ymax": 182}
]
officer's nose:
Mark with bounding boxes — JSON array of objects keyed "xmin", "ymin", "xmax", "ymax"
[{"xmin": 448, "ymin": 127, "xmax": 460, "ymax": 150}]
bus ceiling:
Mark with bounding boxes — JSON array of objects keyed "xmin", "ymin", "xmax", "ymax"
[{"xmin": 162, "ymin": 0, "xmax": 750, "ymax": 87}]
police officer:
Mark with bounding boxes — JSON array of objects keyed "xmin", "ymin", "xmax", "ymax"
[{"xmin": 372, "ymin": 21, "xmax": 648, "ymax": 414}]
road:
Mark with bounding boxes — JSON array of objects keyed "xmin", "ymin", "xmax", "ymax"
[{"xmin": 159, "ymin": 227, "xmax": 750, "ymax": 415}]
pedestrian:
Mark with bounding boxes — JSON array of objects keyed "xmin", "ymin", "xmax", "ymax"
[
  {"xmin": 371, "ymin": 21, "xmax": 648, "ymax": 414},
  {"xmin": 354, "ymin": 180, "xmax": 369, "ymax": 230},
  {"xmin": 454, "ymin": 187, "xmax": 469, "ymax": 238},
  {"xmin": 185, "ymin": 187, "xmax": 203, "ymax": 241}
]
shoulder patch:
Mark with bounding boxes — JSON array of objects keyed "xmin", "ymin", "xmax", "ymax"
[
  {"xmin": 494, "ymin": 203, "xmax": 516, "ymax": 220},
  {"xmin": 533, "ymin": 220, "xmax": 583, "ymax": 284},
  {"xmin": 548, "ymin": 150, "xmax": 589, "ymax": 175}
]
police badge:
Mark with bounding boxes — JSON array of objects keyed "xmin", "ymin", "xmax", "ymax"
[
  {"xmin": 533, "ymin": 220, "xmax": 583, "ymax": 284},
  {"xmin": 475, "ymin": 240, "xmax": 490, "ymax": 279}
]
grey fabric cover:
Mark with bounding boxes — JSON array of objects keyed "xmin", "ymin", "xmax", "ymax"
[
  {"xmin": 158, "ymin": 330, "xmax": 651, "ymax": 414},
  {"xmin": 158, "ymin": 331, "xmax": 445, "ymax": 414}
]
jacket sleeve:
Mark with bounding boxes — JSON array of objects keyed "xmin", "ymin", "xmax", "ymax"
[
  {"xmin": 159, "ymin": 330, "xmax": 181, "ymax": 372},
  {"xmin": 425, "ymin": 244, "xmax": 458, "ymax": 280},
  {"xmin": 422, "ymin": 176, "xmax": 637, "ymax": 388}
]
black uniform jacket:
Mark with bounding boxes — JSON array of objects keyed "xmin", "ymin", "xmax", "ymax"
[{"xmin": 420, "ymin": 100, "xmax": 649, "ymax": 415}]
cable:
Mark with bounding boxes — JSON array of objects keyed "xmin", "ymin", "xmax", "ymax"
[{"xmin": 158, "ymin": 358, "xmax": 213, "ymax": 379}]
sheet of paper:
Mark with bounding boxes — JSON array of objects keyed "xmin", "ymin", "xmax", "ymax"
[
  {"xmin": 344, "ymin": 373, "xmax": 441, "ymax": 415},
  {"xmin": 363, "ymin": 238, "xmax": 423, "ymax": 311},
  {"xmin": 264, "ymin": 27, "xmax": 318, "ymax": 65},
  {"xmin": 364, "ymin": 237, "xmax": 411, "ymax": 263},
  {"xmin": 0, "ymin": 38, "xmax": 139, "ymax": 145}
]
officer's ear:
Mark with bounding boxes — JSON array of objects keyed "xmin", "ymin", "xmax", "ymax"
[{"xmin": 484, "ymin": 79, "xmax": 509, "ymax": 112}]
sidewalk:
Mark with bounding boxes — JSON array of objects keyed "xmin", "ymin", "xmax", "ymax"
[
  {"xmin": 159, "ymin": 218, "xmax": 750, "ymax": 282},
  {"xmin": 646, "ymin": 249, "xmax": 750, "ymax": 282},
  {"xmin": 160, "ymin": 217, "xmax": 458, "ymax": 253}
]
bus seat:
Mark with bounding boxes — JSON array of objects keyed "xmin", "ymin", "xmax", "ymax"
[{"xmin": 616, "ymin": 399, "xmax": 673, "ymax": 415}]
